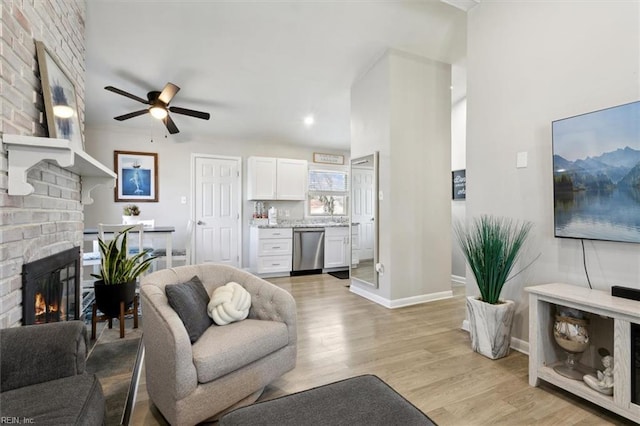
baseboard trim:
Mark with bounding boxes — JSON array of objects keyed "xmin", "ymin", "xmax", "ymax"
[
  {"xmin": 388, "ymin": 291, "xmax": 453, "ymax": 308},
  {"xmin": 349, "ymin": 285, "xmax": 453, "ymax": 309},
  {"xmin": 460, "ymin": 320, "xmax": 529, "ymax": 355},
  {"xmin": 451, "ymin": 275, "xmax": 466, "ymax": 286},
  {"xmin": 461, "ymin": 319, "xmax": 469, "ymax": 332}
]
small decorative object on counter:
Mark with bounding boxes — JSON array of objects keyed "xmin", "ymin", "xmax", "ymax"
[
  {"xmin": 553, "ymin": 307, "xmax": 591, "ymax": 380},
  {"xmin": 583, "ymin": 348, "xmax": 614, "ymax": 395},
  {"xmin": 253, "ymin": 201, "xmax": 268, "ymax": 219}
]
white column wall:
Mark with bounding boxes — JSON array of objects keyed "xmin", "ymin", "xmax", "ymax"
[{"xmin": 351, "ymin": 49, "xmax": 452, "ymax": 306}]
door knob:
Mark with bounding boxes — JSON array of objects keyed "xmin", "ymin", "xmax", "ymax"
[{"xmin": 197, "ymin": 220, "xmax": 206, "ymax": 225}]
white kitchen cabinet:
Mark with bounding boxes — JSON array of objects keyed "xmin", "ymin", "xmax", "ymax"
[
  {"xmin": 276, "ymin": 158, "xmax": 307, "ymax": 200},
  {"xmin": 249, "ymin": 227, "xmax": 293, "ymax": 276},
  {"xmin": 247, "ymin": 157, "xmax": 277, "ymax": 200},
  {"xmin": 247, "ymin": 156, "xmax": 307, "ymax": 200},
  {"xmin": 324, "ymin": 226, "xmax": 349, "ymax": 269}
]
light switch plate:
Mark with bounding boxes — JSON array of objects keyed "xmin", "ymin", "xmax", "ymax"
[
  {"xmin": 517, "ymin": 151, "xmax": 528, "ymax": 168},
  {"xmin": 180, "ymin": 196, "xmax": 187, "ymax": 204}
]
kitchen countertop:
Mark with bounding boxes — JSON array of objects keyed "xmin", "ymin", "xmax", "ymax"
[{"xmin": 251, "ymin": 221, "xmax": 353, "ymax": 229}]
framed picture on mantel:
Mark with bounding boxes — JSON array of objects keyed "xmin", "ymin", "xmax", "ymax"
[
  {"xmin": 114, "ymin": 151, "xmax": 159, "ymax": 202},
  {"xmin": 35, "ymin": 40, "xmax": 84, "ymax": 151}
]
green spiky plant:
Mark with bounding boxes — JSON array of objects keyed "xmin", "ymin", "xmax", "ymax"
[
  {"xmin": 91, "ymin": 227, "xmax": 156, "ymax": 285},
  {"xmin": 455, "ymin": 215, "xmax": 533, "ymax": 305}
]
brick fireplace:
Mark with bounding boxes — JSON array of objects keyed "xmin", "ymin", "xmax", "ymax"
[
  {"xmin": 0, "ymin": 1, "xmax": 86, "ymax": 328},
  {"xmin": 22, "ymin": 247, "xmax": 81, "ymax": 325}
]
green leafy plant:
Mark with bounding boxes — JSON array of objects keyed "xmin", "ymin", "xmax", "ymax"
[
  {"xmin": 91, "ymin": 227, "xmax": 156, "ymax": 285},
  {"xmin": 455, "ymin": 215, "xmax": 533, "ymax": 304},
  {"xmin": 123, "ymin": 204, "xmax": 140, "ymax": 216}
]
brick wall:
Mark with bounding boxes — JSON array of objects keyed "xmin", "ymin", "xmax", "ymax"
[{"xmin": 0, "ymin": 0, "xmax": 86, "ymax": 328}]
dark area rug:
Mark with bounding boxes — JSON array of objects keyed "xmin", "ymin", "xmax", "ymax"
[
  {"xmin": 220, "ymin": 374, "xmax": 436, "ymax": 425},
  {"xmin": 328, "ymin": 270, "xmax": 349, "ymax": 279},
  {"xmin": 86, "ymin": 318, "xmax": 143, "ymax": 426}
]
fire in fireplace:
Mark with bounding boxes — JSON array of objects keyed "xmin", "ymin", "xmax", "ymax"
[{"xmin": 22, "ymin": 247, "xmax": 81, "ymax": 325}]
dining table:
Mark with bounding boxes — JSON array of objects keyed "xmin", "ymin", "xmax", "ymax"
[{"xmin": 83, "ymin": 226, "xmax": 176, "ymax": 268}]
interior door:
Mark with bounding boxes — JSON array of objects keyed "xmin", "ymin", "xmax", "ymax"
[
  {"xmin": 193, "ymin": 156, "xmax": 241, "ymax": 266},
  {"xmin": 351, "ymin": 167, "xmax": 375, "ymax": 260}
]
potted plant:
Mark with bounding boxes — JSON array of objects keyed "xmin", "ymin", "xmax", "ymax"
[
  {"xmin": 91, "ymin": 227, "xmax": 155, "ymax": 318},
  {"xmin": 122, "ymin": 204, "xmax": 140, "ymax": 225},
  {"xmin": 455, "ymin": 215, "xmax": 533, "ymax": 359}
]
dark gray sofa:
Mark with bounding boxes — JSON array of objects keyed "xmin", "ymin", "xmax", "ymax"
[{"xmin": 0, "ymin": 321, "xmax": 105, "ymax": 425}]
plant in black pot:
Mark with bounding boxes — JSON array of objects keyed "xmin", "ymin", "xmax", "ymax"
[
  {"xmin": 91, "ymin": 227, "xmax": 156, "ymax": 319},
  {"xmin": 455, "ymin": 215, "xmax": 534, "ymax": 359}
]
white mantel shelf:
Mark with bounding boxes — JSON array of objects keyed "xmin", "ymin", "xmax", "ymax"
[{"xmin": 3, "ymin": 134, "xmax": 116, "ymax": 205}]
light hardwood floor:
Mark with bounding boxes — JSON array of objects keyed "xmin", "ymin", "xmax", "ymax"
[{"xmin": 131, "ymin": 274, "xmax": 634, "ymax": 425}]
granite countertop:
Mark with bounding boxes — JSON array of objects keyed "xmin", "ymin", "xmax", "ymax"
[{"xmin": 251, "ymin": 220, "xmax": 352, "ymax": 229}]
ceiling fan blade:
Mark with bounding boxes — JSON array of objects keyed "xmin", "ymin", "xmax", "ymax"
[
  {"xmin": 105, "ymin": 86, "xmax": 148, "ymax": 104},
  {"xmin": 114, "ymin": 109, "xmax": 149, "ymax": 121},
  {"xmin": 163, "ymin": 114, "xmax": 180, "ymax": 134},
  {"xmin": 158, "ymin": 83, "xmax": 180, "ymax": 105},
  {"xmin": 169, "ymin": 106, "xmax": 210, "ymax": 120}
]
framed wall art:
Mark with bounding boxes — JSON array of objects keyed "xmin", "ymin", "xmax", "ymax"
[
  {"xmin": 35, "ymin": 40, "xmax": 84, "ymax": 151},
  {"xmin": 313, "ymin": 152, "xmax": 344, "ymax": 165},
  {"xmin": 114, "ymin": 151, "xmax": 159, "ymax": 202},
  {"xmin": 452, "ymin": 169, "xmax": 466, "ymax": 200}
]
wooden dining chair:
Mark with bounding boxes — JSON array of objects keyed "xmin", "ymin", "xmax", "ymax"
[{"xmin": 151, "ymin": 220, "xmax": 193, "ymax": 268}]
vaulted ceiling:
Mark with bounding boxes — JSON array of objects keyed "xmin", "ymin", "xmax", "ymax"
[{"xmin": 85, "ymin": 1, "xmax": 466, "ymax": 150}]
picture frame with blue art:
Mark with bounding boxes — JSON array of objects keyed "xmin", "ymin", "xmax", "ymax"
[
  {"xmin": 114, "ymin": 150, "xmax": 159, "ymax": 202},
  {"xmin": 35, "ymin": 40, "xmax": 84, "ymax": 151}
]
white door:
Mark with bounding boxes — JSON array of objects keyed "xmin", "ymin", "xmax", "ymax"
[
  {"xmin": 352, "ymin": 167, "xmax": 375, "ymax": 260},
  {"xmin": 193, "ymin": 156, "xmax": 241, "ymax": 266}
]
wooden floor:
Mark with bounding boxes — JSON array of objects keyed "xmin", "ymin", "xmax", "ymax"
[{"xmin": 131, "ymin": 274, "xmax": 634, "ymax": 425}]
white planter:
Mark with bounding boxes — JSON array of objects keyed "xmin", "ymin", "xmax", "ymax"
[
  {"xmin": 122, "ymin": 215, "xmax": 140, "ymax": 225},
  {"xmin": 466, "ymin": 296, "xmax": 515, "ymax": 360}
]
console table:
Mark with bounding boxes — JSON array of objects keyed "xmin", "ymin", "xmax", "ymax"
[{"xmin": 526, "ymin": 283, "xmax": 640, "ymax": 423}]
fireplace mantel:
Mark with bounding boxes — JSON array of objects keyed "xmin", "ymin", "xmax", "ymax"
[{"xmin": 3, "ymin": 134, "xmax": 116, "ymax": 205}]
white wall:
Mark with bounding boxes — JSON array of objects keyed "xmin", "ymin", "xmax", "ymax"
[
  {"xmin": 351, "ymin": 49, "xmax": 452, "ymax": 305},
  {"xmin": 83, "ymin": 126, "xmax": 348, "ymax": 267},
  {"xmin": 467, "ymin": 1, "xmax": 640, "ymax": 342},
  {"xmin": 451, "ymin": 63, "xmax": 467, "ymax": 281}
]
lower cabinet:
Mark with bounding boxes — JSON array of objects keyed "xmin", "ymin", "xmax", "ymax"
[
  {"xmin": 249, "ymin": 227, "xmax": 293, "ymax": 276},
  {"xmin": 324, "ymin": 226, "xmax": 349, "ymax": 269}
]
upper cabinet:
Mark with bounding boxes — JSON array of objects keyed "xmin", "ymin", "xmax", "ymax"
[
  {"xmin": 247, "ymin": 157, "xmax": 277, "ymax": 200},
  {"xmin": 275, "ymin": 158, "xmax": 307, "ymax": 200},
  {"xmin": 247, "ymin": 156, "xmax": 307, "ymax": 200}
]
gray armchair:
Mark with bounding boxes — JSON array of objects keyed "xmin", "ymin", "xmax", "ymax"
[
  {"xmin": 140, "ymin": 263, "xmax": 297, "ymax": 425},
  {"xmin": 0, "ymin": 321, "xmax": 105, "ymax": 425}
]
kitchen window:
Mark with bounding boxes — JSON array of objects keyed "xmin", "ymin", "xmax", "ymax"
[{"xmin": 307, "ymin": 169, "xmax": 348, "ymax": 216}]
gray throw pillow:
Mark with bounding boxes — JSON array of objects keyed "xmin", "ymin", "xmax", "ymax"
[{"xmin": 165, "ymin": 276, "xmax": 213, "ymax": 343}]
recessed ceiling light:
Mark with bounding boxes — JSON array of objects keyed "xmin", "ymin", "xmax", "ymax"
[{"xmin": 303, "ymin": 115, "xmax": 315, "ymax": 127}]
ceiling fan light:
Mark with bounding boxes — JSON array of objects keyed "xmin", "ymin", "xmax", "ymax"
[
  {"xmin": 53, "ymin": 104, "xmax": 74, "ymax": 118},
  {"xmin": 149, "ymin": 106, "xmax": 168, "ymax": 119}
]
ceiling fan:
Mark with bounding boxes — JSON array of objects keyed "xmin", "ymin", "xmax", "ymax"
[{"xmin": 105, "ymin": 82, "xmax": 210, "ymax": 134}]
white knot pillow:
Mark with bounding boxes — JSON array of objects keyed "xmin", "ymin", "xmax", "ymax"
[{"xmin": 207, "ymin": 282, "xmax": 251, "ymax": 325}]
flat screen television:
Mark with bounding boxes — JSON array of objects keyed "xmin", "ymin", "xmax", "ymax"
[{"xmin": 552, "ymin": 100, "xmax": 640, "ymax": 244}]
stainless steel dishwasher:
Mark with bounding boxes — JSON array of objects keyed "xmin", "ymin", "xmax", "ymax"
[{"xmin": 292, "ymin": 228, "xmax": 324, "ymax": 274}]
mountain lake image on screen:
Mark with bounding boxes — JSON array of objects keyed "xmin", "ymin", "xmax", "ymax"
[{"xmin": 552, "ymin": 100, "xmax": 640, "ymax": 244}]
